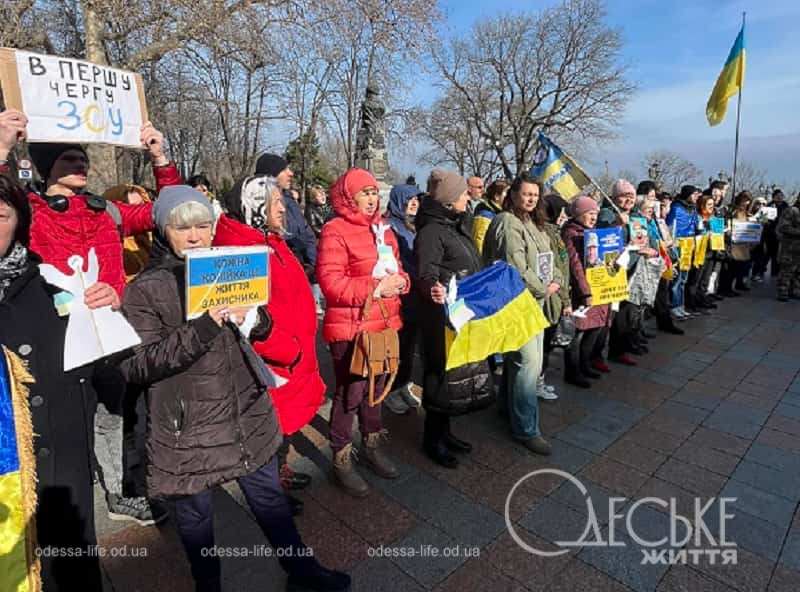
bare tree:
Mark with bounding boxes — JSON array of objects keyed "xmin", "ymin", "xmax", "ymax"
[
  {"xmin": 411, "ymin": 92, "xmax": 504, "ymax": 179},
  {"xmin": 426, "ymin": 0, "xmax": 634, "ymax": 178},
  {"xmin": 641, "ymin": 150, "xmax": 704, "ymax": 194},
  {"xmin": 732, "ymin": 161, "xmax": 767, "ymax": 196}
]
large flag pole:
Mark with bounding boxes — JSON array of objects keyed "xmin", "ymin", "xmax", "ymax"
[{"xmin": 731, "ymin": 11, "xmax": 746, "ymax": 197}]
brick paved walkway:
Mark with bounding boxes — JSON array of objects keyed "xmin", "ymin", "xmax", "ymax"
[{"xmin": 97, "ymin": 282, "xmax": 800, "ymax": 592}]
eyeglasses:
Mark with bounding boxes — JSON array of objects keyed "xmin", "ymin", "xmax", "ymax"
[{"xmin": 46, "ymin": 194, "xmax": 108, "ymax": 213}]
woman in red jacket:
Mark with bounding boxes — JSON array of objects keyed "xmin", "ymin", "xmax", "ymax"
[
  {"xmin": 214, "ymin": 175, "xmax": 325, "ymax": 512},
  {"xmin": 317, "ymin": 168, "xmax": 409, "ymax": 498}
]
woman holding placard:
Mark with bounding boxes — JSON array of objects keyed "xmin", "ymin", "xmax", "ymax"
[
  {"xmin": 118, "ymin": 186, "xmax": 350, "ymax": 592},
  {"xmin": 561, "ymin": 195, "xmax": 611, "ymax": 388}
]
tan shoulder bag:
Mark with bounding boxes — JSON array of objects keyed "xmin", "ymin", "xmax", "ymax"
[{"xmin": 349, "ymin": 295, "xmax": 400, "ymax": 406}]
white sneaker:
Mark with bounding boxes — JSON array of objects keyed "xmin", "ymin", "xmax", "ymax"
[
  {"xmin": 536, "ymin": 376, "xmax": 559, "ymax": 400},
  {"xmin": 400, "ymin": 383, "xmax": 422, "ymax": 408},
  {"xmin": 537, "ymin": 389, "xmax": 559, "ymax": 401},
  {"xmin": 384, "ymin": 390, "xmax": 410, "ymax": 414}
]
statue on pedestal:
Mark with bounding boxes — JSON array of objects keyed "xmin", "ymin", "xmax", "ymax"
[{"xmin": 355, "ymin": 82, "xmax": 389, "ymax": 181}]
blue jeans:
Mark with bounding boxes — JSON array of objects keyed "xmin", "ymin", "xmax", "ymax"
[
  {"xmin": 670, "ymin": 270, "xmax": 689, "ymax": 310},
  {"xmin": 504, "ymin": 333, "xmax": 543, "ymax": 440}
]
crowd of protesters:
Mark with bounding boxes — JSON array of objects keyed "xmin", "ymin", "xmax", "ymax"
[{"xmin": 1, "ymin": 105, "xmax": 799, "ymax": 592}]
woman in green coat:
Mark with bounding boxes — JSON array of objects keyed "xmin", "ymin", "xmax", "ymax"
[{"xmin": 483, "ymin": 173, "xmax": 559, "ymax": 456}]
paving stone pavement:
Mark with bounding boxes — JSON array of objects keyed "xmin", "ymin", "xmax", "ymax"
[{"xmin": 96, "ymin": 280, "xmax": 800, "ymax": 592}]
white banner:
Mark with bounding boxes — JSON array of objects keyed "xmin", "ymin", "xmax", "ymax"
[{"xmin": 0, "ymin": 48, "xmax": 148, "ymax": 148}]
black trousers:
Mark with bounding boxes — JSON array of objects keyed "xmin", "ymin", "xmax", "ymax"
[
  {"xmin": 541, "ymin": 325, "xmax": 558, "ymax": 375},
  {"xmin": 565, "ymin": 327, "xmax": 604, "ymax": 377},
  {"xmin": 171, "ymin": 457, "xmax": 316, "ymax": 589},
  {"xmin": 609, "ymin": 302, "xmax": 640, "ymax": 358},
  {"xmin": 424, "ymin": 410, "xmax": 451, "ymax": 447}
]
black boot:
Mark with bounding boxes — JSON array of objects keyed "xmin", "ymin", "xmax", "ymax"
[
  {"xmin": 443, "ymin": 430, "xmax": 472, "ymax": 453},
  {"xmin": 196, "ymin": 577, "xmax": 222, "ymax": 592},
  {"xmin": 564, "ymin": 345, "xmax": 591, "ymax": 388},
  {"xmin": 657, "ymin": 317, "xmax": 685, "ymax": 335},
  {"xmin": 423, "ymin": 440, "xmax": 459, "ymax": 468},
  {"xmin": 288, "ymin": 494, "xmax": 304, "ymax": 516},
  {"xmin": 286, "ymin": 564, "xmax": 351, "ymax": 592}
]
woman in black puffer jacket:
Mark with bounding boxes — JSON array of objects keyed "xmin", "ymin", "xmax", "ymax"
[
  {"xmin": 415, "ymin": 170, "xmax": 493, "ymax": 470},
  {"xmin": 118, "ymin": 185, "xmax": 349, "ymax": 592}
]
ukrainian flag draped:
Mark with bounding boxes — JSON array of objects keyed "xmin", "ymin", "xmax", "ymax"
[
  {"xmin": 706, "ymin": 24, "xmax": 746, "ymax": 126},
  {"xmin": 529, "ymin": 132, "xmax": 591, "ymax": 201},
  {"xmin": 445, "ymin": 262, "xmax": 549, "ymax": 371},
  {"xmin": 0, "ymin": 347, "xmax": 40, "ymax": 592}
]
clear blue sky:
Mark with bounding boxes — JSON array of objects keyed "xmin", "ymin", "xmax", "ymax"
[{"xmin": 396, "ymin": 0, "xmax": 800, "ymax": 189}]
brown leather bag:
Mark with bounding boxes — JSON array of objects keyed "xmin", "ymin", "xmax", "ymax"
[{"xmin": 349, "ymin": 295, "xmax": 400, "ymax": 406}]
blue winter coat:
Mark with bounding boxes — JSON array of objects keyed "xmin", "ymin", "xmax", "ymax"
[
  {"xmin": 283, "ymin": 190, "xmax": 318, "ymax": 277},
  {"xmin": 386, "ymin": 184, "xmax": 420, "ymax": 278},
  {"xmin": 666, "ymin": 200, "xmax": 698, "ymax": 238}
]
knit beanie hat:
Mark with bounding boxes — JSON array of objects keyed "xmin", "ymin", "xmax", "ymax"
[
  {"xmin": 29, "ymin": 143, "xmax": 88, "ymax": 184},
  {"xmin": 611, "ymin": 179, "xmax": 636, "ymax": 198},
  {"xmin": 570, "ymin": 195, "xmax": 600, "ymax": 218},
  {"xmin": 153, "ymin": 185, "xmax": 214, "ymax": 233},
  {"xmin": 255, "ymin": 153, "xmax": 289, "ymax": 177},
  {"xmin": 428, "ymin": 169, "xmax": 467, "ymax": 204},
  {"xmin": 679, "ymin": 185, "xmax": 699, "ymax": 202}
]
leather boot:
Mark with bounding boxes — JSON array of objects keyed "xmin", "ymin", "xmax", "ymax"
[
  {"xmin": 332, "ymin": 444, "xmax": 369, "ymax": 498},
  {"xmin": 361, "ymin": 432, "xmax": 399, "ymax": 479}
]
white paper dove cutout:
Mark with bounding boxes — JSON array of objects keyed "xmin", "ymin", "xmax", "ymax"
[
  {"xmin": 39, "ymin": 248, "xmax": 141, "ymax": 371},
  {"xmin": 371, "ymin": 222, "xmax": 399, "ymax": 279}
]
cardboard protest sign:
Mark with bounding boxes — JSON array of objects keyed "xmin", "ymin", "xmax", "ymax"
[
  {"xmin": 185, "ymin": 246, "xmax": 270, "ymax": 320},
  {"xmin": 761, "ymin": 206, "xmax": 778, "ymax": 221},
  {"xmin": 677, "ymin": 238, "xmax": 694, "ymax": 271},
  {"xmin": 583, "ymin": 228, "xmax": 628, "ymax": 305},
  {"xmin": 709, "ymin": 217, "xmax": 726, "ymax": 251},
  {"xmin": 0, "ymin": 48, "xmax": 148, "ymax": 147},
  {"xmin": 731, "ymin": 221, "xmax": 762, "ymax": 243},
  {"xmin": 693, "ymin": 234, "xmax": 709, "ymax": 267}
]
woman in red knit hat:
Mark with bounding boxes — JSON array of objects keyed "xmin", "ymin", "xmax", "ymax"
[{"xmin": 316, "ymin": 168, "xmax": 409, "ymax": 497}]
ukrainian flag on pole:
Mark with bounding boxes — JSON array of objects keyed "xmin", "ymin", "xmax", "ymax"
[
  {"xmin": 529, "ymin": 132, "xmax": 591, "ymax": 201},
  {"xmin": 706, "ymin": 24, "xmax": 746, "ymax": 126},
  {"xmin": 0, "ymin": 347, "xmax": 40, "ymax": 592}
]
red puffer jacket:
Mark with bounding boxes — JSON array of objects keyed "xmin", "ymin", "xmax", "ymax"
[
  {"xmin": 25, "ymin": 164, "xmax": 181, "ymax": 297},
  {"xmin": 316, "ymin": 172, "xmax": 408, "ymax": 343},
  {"xmin": 213, "ymin": 215, "xmax": 325, "ymax": 435}
]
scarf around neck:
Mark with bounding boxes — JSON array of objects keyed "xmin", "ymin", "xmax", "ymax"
[{"xmin": 0, "ymin": 242, "xmax": 29, "ymax": 302}]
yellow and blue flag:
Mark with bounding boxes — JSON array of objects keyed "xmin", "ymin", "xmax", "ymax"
[
  {"xmin": 529, "ymin": 132, "xmax": 591, "ymax": 201},
  {"xmin": 445, "ymin": 262, "xmax": 549, "ymax": 371},
  {"xmin": 706, "ymin": 24, "xmax": 746, "ymax": 126},
  {"xmin": 0, "ymin": 347, "xmax": 40, "ymax": 592}
]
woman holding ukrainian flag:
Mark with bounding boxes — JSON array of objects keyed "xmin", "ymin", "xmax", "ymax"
[{"xmin": 415, "ymin": 169, "xmax": 493, "ymax": 469}]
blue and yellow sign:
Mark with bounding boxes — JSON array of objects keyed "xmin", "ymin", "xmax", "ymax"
[{"xmin": 184, "ymin": 246, "xmax": 270, "ymax": 320}]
